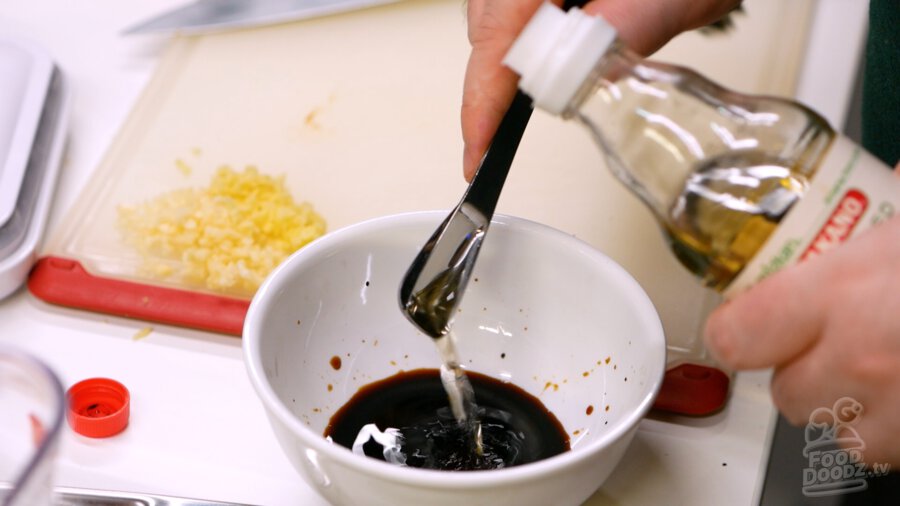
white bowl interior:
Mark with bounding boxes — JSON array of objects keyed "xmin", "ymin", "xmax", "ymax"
[{"xmin": 247, "ymin": 212, "xmax": 664, "ymax": 459}]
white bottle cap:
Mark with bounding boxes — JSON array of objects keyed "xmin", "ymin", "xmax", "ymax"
[{"xmin": 504, "ymin": 2, "xmax": 617, "ymax": 115}]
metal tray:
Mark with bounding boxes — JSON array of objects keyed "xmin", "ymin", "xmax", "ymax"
[{"xmin": 0, "ymin": 36, "xmax": 69, "ymax": 299}]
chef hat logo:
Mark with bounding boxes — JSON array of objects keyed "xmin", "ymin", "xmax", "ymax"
[{"xmin": 803, "ymin": 397, "xmax": 866, "ymax": 457}]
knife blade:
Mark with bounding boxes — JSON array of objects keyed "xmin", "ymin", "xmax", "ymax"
[
  {"xmin": 123, "ymin": 0, "xmax": 402, "ymax": 35},
  {"xmin": 0, "ymin": 482, "xmax": 259, "ymax": 505}
]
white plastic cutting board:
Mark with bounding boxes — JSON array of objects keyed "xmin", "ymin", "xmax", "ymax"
[{"xmin": 43, "ymin": 0, "xmax": 812, "ymax": 356}]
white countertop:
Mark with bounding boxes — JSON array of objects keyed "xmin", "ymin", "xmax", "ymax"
[{"xmin": 0, "ymin": 1, "xmax": 779, "ymax": 504}]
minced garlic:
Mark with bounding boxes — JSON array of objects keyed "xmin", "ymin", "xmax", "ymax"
[
  {"xmin": 133, "ymin": 326, "xmax": 153, "ymax": 340},
  {"xmin": 117, "ymin": 165, "xmax": 326, "ymax": 297}
]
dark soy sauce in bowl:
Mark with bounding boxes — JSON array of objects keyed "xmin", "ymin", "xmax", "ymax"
[{"xmin": 325, "ymin": 369, "xmax": 570, "ymax": 471}]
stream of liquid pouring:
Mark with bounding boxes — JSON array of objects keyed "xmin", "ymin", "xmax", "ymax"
[{"xmin": 435, "ymin": 331, "xmax": 483, "ymax": 454}]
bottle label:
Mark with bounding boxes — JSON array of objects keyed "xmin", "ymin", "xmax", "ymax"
[{"xmin": 723, "ymin": 136, "xmax": 898, "ymax": 298}]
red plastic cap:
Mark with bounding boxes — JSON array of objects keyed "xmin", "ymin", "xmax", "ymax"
[
  {"xmin": 652, "ymin": 363, "xmax": 730, "ymax": 416},
  {"xmin": 66, "ymin": 378, "xmax": 130, "ymax": 438}
]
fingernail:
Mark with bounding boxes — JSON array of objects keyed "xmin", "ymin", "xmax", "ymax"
[{"xmin": 463, "ymin": 146, "xmax": 477, "ymax": 182}]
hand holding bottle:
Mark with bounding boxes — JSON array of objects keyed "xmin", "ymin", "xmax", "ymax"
[
  {"xmin": 481, "ymin": 0, "xmax": 900, "ymax": 468},
  {"xmin": 461, "ymin": 0, "xmax": 742, "ymax": 180},
  {"xmin": 705, "ymin": 205, "xmax": 900, "ymax": 468}
]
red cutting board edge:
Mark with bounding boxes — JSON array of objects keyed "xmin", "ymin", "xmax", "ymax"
[
  {"xmin": 28, "ymin": 256, "xmax": 728, "ymax": 415},
  {"xmin": 28, "ymin": 256, "xmax": 249, "ymax": 336}
]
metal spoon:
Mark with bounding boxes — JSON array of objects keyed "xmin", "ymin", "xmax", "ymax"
[{"xmin": 399, "ymin": 91, "xmax": 533, "ymax": 338}]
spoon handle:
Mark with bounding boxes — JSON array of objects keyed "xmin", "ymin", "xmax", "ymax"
[
  {"xmin": 462, "ymin": 90, "xmax": 533, "ymax": 220},
  {"xmin": 398, "ymin": 91, "xmax": 533, "ymax": 337},
  {"xmin": 462, "ymin": 0, "xmax": 588, "ymax": 217}
]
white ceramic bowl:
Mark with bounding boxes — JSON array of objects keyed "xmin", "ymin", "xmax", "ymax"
[{"xmin": 243, "ymin": 212, "xmax": 665, "ymax": 506}]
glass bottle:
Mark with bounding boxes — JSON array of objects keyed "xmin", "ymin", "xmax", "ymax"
[{"xmin": 504, "ymin": 3, "xmax": 898, "ymax": 296}]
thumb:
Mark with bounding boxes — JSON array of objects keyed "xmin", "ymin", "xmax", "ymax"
[{"xmin": 704, "ymin": 260, "xmax": 825, "ymax": 370}]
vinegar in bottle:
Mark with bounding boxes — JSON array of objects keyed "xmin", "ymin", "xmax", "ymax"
[{"xmin": 504, "ymin": 3, "xmax": 898, "ymax": 296}]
